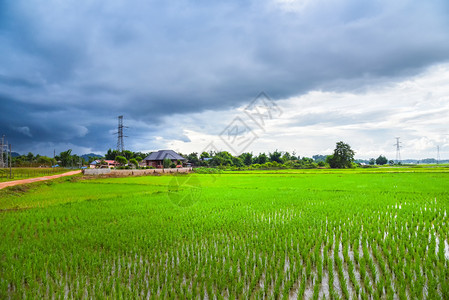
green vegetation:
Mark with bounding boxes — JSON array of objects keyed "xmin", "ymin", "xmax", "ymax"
[
  {"xmin": 1, "ymin": 167, "xmax": 448, "ymax": 298},
  {"xmin": 115, "ymin": 155, "xmax": 128, "ymax": 166},
  {"xmin": 193, "ymin": 167, "xmax": 224, "ymax": 174},
  {"xmin": 0, "ymin": 168, "xmax": 67, "ymax": 182},
  {"xmin": 326, "ymin": 141, "xmax": 355, "ymax": 168}
]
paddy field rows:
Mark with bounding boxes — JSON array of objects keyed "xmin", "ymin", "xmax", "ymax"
[{"xmin": 0, "ymin": 168, "xmax": 448, "ymax": 299}]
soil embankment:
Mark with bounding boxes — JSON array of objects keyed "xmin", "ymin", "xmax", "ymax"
[{"xmin": 0, "ymin": 170, "xmax": 82, "ymax": 190}]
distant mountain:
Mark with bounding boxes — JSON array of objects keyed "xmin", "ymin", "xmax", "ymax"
[
  {"xmin": 81, "ymin": 153, "xmax": 103, "ymax": 160},
  {"xmin": 11, "ymin": 152, "xmax": 21, "ymax": 157}
]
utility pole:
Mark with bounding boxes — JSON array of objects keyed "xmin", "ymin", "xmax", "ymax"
[
  {"xmin": 4, "ymin": 136, "xmax": 8, "ymax": 169},
  {"xmin": 0, "ymin": 135, "xmax": 4, "ymax": 168},
  {"xmin": 0, "ymin": 135, "xmax": 9, "ymax": 169},
  {"xmin": 394, "ymin": 137, "xmax": 402, "ymax": 164},
  {"xmin": 9, "ymin": 144, "xmax": 12, "ymax": 178},
  {"xmin": 437, "ymin": 145, "xmax": 440, "ymax": 164}
]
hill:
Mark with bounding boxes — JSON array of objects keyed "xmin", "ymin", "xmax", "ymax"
[{"xmin": 80, "ymin": 153, "xmax": 103, "ymax": 161}]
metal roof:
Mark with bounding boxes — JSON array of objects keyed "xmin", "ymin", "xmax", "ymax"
[{"xmin": 143, "ymin": 150, "xmax": 185, "ymax": 161}]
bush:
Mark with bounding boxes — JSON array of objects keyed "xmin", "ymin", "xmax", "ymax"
[
  {"xmin": 163, "ymin": 158, "xmax": 172, "ymax": 168},
  {"xmin": 193, "ymin": 167, "xmax": 223, "ymax": 174}
]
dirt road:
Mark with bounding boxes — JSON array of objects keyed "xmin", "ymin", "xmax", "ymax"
[{"xmin": 0, "ymin": 170, "xmax": 82, "ymax": 190}]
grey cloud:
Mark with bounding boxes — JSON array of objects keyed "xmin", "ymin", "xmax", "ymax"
[
  {"xmin": 1, "ymin": 0, "xmax": 449, "ymax": 155},
  {"xmin": 287, "ymin": 110, "xmax": 392, "ymax": 127},
  {"xmin": 13, "ymin": 126, "xmax": 32, "ymax": 137}
]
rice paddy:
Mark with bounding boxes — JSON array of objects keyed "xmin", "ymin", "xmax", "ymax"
[{"xmin": 0, "ymin": 168, "xmax": 448, "ymax": 299}]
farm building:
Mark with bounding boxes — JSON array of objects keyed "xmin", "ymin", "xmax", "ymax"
[
  {"xmin": 89, "ymin": 160, "xmax": 119, "ymax": 169},
  {"xmin": 143, "ymin": 150, "xmax": 185, "ymax": 168}
]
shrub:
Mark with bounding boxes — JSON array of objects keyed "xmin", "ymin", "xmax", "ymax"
[{"xmin": 193, "ymin": 167, "xmax": 223, "ymax": 174}]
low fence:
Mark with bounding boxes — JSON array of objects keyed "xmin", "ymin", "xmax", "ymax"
[
  {"xmin": 83, "ymin": 167, "xmax": 193, "ymax": 176},
  {"xmin": 0, "ymin": 168, "xmax": 64, "ymax": 180}
]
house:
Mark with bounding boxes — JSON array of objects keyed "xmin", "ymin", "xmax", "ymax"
[
  {"xmin": 89, "ymin": 160, "xmax": 120, "ymax": 169},
  {"xmin": 143, "ymin": 150, "xmax": 185, "ymax": 168}
]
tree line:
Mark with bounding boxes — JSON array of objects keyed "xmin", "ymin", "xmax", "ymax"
[
  {"xmin": 9, "ymin": 150, "xmax": 85, "ymax": 168},
  {"xmin": 182, "ymin": 142, "xmax": 391, "ymax": 169},
  {"xmin": 7, "ymin": 141, "xmax": 395, "ymax": 169}
]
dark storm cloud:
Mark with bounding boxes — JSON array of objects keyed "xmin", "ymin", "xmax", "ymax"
[
  {"xmin": 1, "ymin": 0, "xmax": 449, "ymax": 155},
  {"xmin": 0, "ymin": 94, "xmax": 113, "ymax": 151}
]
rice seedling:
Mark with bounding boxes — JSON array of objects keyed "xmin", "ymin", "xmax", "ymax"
[{"xmin": 0, "ymin": 167, "xmax": 447, "ymax": 298}]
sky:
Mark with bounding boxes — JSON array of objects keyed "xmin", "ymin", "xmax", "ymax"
[{"xmin": 1, "ymin": 0, "xmax": 449, "ymax": 159}]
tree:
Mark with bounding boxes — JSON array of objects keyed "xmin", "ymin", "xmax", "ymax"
[
  {"xmin": 269, "ymin": 150, "xmax": 283, "ymax": 164},
  {"xmin": 105, "ymin": 149, "xmax": 120, "ymax": 160},
  {"xmin": 232, "ymin": 156, "xmax": 244, "ymax": 167},
  {"xmin": 256, "ymin": 153, "xmax": 268, "ymax": 164},
  {"xmin": 282, "ymin": 152, "xmax": 291, "ymax": 162},
  {"xmin": 376, "ymin": 155, "xmax": 388, "ymax": 165},
  {"xmin": 187, "ymin": 152, "xmax": 200, "ymax": 166},
  {"xmin": 290, "ymin": 151, "xmax": 298, "ymax": 161},
  {"xmin": 37, "ymin": 156, "xmax": 52, "ymax": 167},
  {"xmin": 240, "ymin": 153, "xmax": 253, "ymax": 166},
  {"xmin": 327, "ymin": 141, "xmax": 355, "ymax": 168},
  {"xmin": 115, "ymin": 156, "xmax": 128, "ymax": 166},
  {"xmin": 123, "ymin": 150, "xmax": 134, "ymax": 160},
  {"xmin": 163, "ymin": 158, "xmax": 172, "ymax": 168},
  {"xmin": 129, "ymin": 158, "xmax": 139, "ymax": 168},
  {"xmin": 26, "ymin": 152, "xmax": 34, "ymax": 162},
  {"xmin": 133, "ymin": 152, "xmax": 148, "ymax": 160},
  {"xmin": 210, "ymin": 151, "xmax": 233, "ymax": 166},
  {"xmin": 58, "ymin": 149, "xmax": 73, "ymax": 167},
  {"xmin": 301, "ymin": 157, "xmax": 314, "ymax": 164},
  {"xmin": 200, "ymin": 152, "xmax": 210, "ymax": 160},
  {"xmin": 369, "ymin": 158, "xmax": 376, "ymax": 165}
]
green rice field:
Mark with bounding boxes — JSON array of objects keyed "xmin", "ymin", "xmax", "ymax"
[{"xmin": 0, "ymin": 168, "xmax": 448, "ymax": 299}]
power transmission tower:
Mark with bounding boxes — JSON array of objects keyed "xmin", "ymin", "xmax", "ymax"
[
  {"xmin": 394, "ymin": 137, "xmax": 402, "ymax": 164},
  {"xmin": 115, "ymin": 116, "xmax": 128, "ymax": 154},
  {"xmin": 437, "ymin": 145, "xmax": 440, "ymax": 164},
  {"xmin": 0, "ymin": 135, "xmax": 7, "ymax": 168},
  {"xmin": 0, "ymin": 135, "xmax": 4, "ymax": 168}
]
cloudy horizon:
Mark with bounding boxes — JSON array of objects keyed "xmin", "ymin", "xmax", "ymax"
[{"xmin": 1, "ymin": 0, "xmax": 449, "ymax": 160}]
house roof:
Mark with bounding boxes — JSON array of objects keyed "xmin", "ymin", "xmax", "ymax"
[
  {"xmin": 143, "ymin": 150, "xmax": 185, "ymax": 161},
  {"xmin": 90, "ymin": 160, "xmax": 118, "ymax": 165},
  {"xmin": 104, "ymin": 160, "xmax": 118, "ymax": 164}
]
